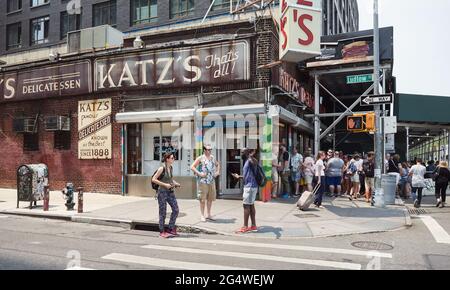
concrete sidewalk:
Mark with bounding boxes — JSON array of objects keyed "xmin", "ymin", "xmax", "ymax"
[{"xmin": 0, "ymin": 188, "xmax": 411, "ymax": 239}]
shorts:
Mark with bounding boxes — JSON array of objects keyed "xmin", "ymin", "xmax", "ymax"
[
  {"xmin": 304, "ymin": 175, "xmax": 314, "ymax": 184},
  {"xmin": 351, "ymin": 174, "xmax": 360, "ymax": 183},
  {"xmin": 365, "ymin": 177, "xmax": 375, "ymax": 190},
  {"xmin": 198, "ymin": 183, "xmax": 216, "ymax": 202},
  {"xmin": 243, "ymin": 187, "xmax": 258, "ymax": 205},
  {"xmin": 326, "ymin": 176, "xmax": 342, "ymax": 187},
  {"xmin": 291, "ymin": 171, "xmax": 301, "ymax": 183}
]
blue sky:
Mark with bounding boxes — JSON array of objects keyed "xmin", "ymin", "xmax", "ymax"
[{"xmin": 357, "ymin": 0, "xmax": 450, "ymax": 97}]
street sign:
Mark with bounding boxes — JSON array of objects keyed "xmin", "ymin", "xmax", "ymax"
[
  {"xmin": 383, "ymin": 116, "xmax": 397, "ymax": 134},
  {"xmin": 347, "ymin": 74, "xmax": 373, "ymax": 84},
  {"xmin": 385, "ymin": 134, "xmax": 395, "ymax": 153},
  {"xmin": 360, "ymin": 93, "xmax": 394, "ymax": 106}
]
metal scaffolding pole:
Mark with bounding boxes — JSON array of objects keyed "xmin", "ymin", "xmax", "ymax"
[
  {"xmin": 314, "ymin": 75, "xmax": 321, "ymax": 156},
  {"xmin": 406, "ymin": 127, "xmax": 409, "ymax": 162}
]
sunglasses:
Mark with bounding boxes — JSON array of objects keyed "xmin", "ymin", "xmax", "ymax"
[{"xmin": 204, "ymin": 148, "xmax": 212, "ymax": 151}]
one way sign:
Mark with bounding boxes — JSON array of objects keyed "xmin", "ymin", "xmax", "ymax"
[{"xmin": 360, "ymin": 93, "xmax": 394, "ymax": 106}]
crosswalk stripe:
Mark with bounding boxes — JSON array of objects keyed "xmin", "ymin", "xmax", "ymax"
[
  {"xmin": 170, "ymin": 238, "xmax": 393, "ymax": 258},
  {"xmin": 102, "ymin": 253, "xmax": 251, "ymax": 270},
  {"xmin": 65, "ymin": 266, "xmax": 94, "ymax": 270},
  {"xmin": 142, "ymin": 245, "xmax": 362, "ymax": 270},
  {"xmin": 420, "ymin": 216, "xmax": 450, "ymax": 244}
]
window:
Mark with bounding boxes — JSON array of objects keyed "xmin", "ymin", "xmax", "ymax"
[
  {"xmin": 24, "ymin": 133, "xmax": 39, "ymax": 151},
  {"xmin": 93, "ymin": 0, "xmax": 117, "ymax": 27},
  {"xmin": 60, "ymin": 11, "xmax": 81, "ymax": 39},
  {"xmin": 170, "ymin": 0, "xmax": 194, "ymax": 19},
  {"xmin": 7, "ymin": 0, "xmax": 22, "ymax": 13},
  {"xmin": 6, "ymin": 22, "xmax": 22, "ymax": 50},
  {"xmin": 30, "ymin": 0, "xmax": 49, "ymax": 7},
  {"xmin": 211, "ymin": 0, "xmax": 229, "ymax": 10},
  {"xmin": 131, "ymin": 0, "xmax": 158, "ymax": 25},
  {"xmin": 30, "ymin": 16, "xmax": 50, "ymax": 45},
  {"xmin": 54, "ymin": 131, "xmax": 71, "ymax": 150}
]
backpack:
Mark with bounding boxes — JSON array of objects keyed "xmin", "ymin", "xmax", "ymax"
[
  {"xmin": 348, "ymin": 162, "xmax": 357, "ymax": 175},
  {"xmin": 151, "ymin": 167, "xmax": 166, "ymax": 191},
  {"xmin": 253, "ymin": 162, "xmax": 267, "ymax": 187}
]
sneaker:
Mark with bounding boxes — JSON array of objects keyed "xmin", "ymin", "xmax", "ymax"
[
  {"xmin": 235, "ymin": 227, "xmax": 251, "ymax": 234},
  {"xmin": 249, "ymin": 226, "xmax": 258, "ymax": 232},
  {"xmin": 436, "ymin": 199, "xmax": 442, "ymax": 208},
  {"xmin": 414, "ymin": 199, "xmax": 420, "ymax": 208},
  {"xmin": 200, "ymin": 216, "xmax": 206, "ymax": 222},
  {"xmin": 159, "ymin": 232, "xmax": 172, "ymax": 239},
  {"xmin": 167, "ymin": 228, "xmax": 179, "ymax": 237},
  {"xmin": 206, "ymin": 216, "xmax": 216, "ymax": 221}
]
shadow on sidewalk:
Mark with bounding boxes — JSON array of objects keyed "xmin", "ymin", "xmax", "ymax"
[
  {"xmin": 253, "ymin": 226, "xmax": 283, "ymax": 239},
  {"xmin": 208, "ymin": 218, "xmax": 237, "ymax": 224}
]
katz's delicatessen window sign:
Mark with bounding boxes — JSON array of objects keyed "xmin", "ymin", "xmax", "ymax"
[{"xmin": 78, "ymin": 98, "xmax": 112, "ymax": 159}]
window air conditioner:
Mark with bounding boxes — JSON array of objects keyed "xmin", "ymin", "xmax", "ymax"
[
  {"xmin": 13, "ymin": 118, "xmax": 36, "ymax": 133},
  {"xmin": 45, "ymin": 116, "xmax": 70, "ymax": 131}
]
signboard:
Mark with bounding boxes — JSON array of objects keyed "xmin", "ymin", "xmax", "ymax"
[
  {"xmin": 347, "ymin": 74, "xmax": 373, "ymax": 84},
  {"xmin": 94, "ymin": 40, "xmax": 250, "ymax": 91},
  {"xmin": 383, "ymin": 116, "xmax": 397, "ymax": 134},
  {"xmin": 0, "ymin": 61, "xmax": 91, "ymax": 103},
  {"xmin": 78, "ymin": 98, "xmax": 112, "ymax": 159},
  {"xmin": 280, "ymin": 0, "xmax": 322, "ymax": 62},
  {"xmin": 360, "ymin": 93, "xmax": 394, "ymax": 106},
  {"xmin": 385, "ymin": 134, "xmax": 395, "ymax": 153}
]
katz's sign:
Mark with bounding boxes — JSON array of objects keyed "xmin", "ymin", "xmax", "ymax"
[
  {"xmin": 280, "ymin": 0, "xmax": 322, "ymax": 62},
  {"xmin": 94, "ymin": 40, "xmax": 250, "ymax": 90},
  {"xmin": 0, "ymin": 61, "xmax": 91, "ymax": 103}
]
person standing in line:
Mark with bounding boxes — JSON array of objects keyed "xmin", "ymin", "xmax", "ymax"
[
  {"xmin": 387, "ymin": 154, "xmax": 401, "ymax": 190},
  {"xmin": 314, "ymin": 151, "xmax": 326, "ymax": 208},
  {"xmin": 363, "ymin": 152, "xmax": 375, "ymax": 203},
  {"xmin": 279, "ymin": 145, "xmax": 291, "ymax": 198},
  {"xmin": 232, "ymin": 149, "xmax": 259, "ymax": 234},
  {"xmin": 342, "ymin": 155, "xmax": 351, "ymax": 196},
  {"xmin": 152, "ymin": 152, "xmax": 181, "ymax": 238},
  {"xmin": 302, "ymin": 149, "xmax": 315, "ymax": 193},
  {"xmin": 434, "ymin": 161, "xmax": 450, "ymax": 208},
  {"xmin": 326, "ymin": 151, "xmax": 344, "ymax": 197},
  {"xmin": 409, "ymin": 158, "xmax": 427, "ymax": 208},
  {"xmin": 191, "ymin": 144, "xmax": 220, "ymax": 222},
  {"xmin": 425, "ymin": 160, "xmax": 437, "ymax": 179},
  {"xmin": 290, "ymin": 146, "xmax": 303, "ymax": 196},
  {"xmin": 271, "ymin": 150, "xmax": 281, "ymax": 199},
  {"xmin": 348, "ymin": 153, "xmax": 363, "ymax": 200}
]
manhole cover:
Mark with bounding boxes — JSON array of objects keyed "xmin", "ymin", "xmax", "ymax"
[
  {"xmin": 407, "ymin": 207, "xmax": 428, "ymax": 216},
  {"xmin": 351, "ymin": 241, "xmax": 394, "ymax": 251},
  {"xmin": 294, "ymin": 214, "xmax": 319, "ymax": 219}
]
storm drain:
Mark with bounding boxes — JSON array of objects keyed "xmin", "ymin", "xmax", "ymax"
[
  {"xmin": 407, "ymin": 207, "xmax": 428, "ymax": 216},
  {"xmin": 294, "ymin": 214, "xmax": 319, "ymax": 219},
  {"xmin": 351, "ymin": 241, "xmax": 394, "ymax": 251}
]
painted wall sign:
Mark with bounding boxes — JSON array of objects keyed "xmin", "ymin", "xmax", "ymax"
[
  {"xmin": 78, "ymin": 98, "xmax": 112, "ymax": 160},
  {"xmin": 0, "ymin": 61, "xmax": 91, "ymax": 103},
  {"xmin": 280, "ymin": 0, "xmax": 322, "ymax": 62},
  {"xmin": 94, "ymin": 40, "xmax": 250, "ymax": 91}
]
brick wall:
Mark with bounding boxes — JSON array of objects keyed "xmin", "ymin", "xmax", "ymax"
[{"xmin": 0, "ymin": 95, "xmax": 122, "ymax": 194}]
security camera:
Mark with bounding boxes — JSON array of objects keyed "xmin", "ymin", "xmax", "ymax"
[
  {"xmin": 133, "ymin": 36, "xmax": 145, "ymax": 49},
  {"xmin": 49, "ymin": 50, "xmax": 59, "ymax": 62}
]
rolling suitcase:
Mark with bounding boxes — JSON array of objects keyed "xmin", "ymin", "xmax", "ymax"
[{"xmin": 297, "ymin": 183, "xmax": 320, "ymax": 211}]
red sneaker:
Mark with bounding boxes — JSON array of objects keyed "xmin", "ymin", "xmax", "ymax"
[
  {"xmin": 249, "ymin": 226, "xmax": 258, "ymax": 232},
  {"xmin": 159, "ymin": 232, "xmax": 172, "ymax": 238},
  {"xmin": 235, "ymin": 227, "xmax": 251, "ymax": 234},
  {"xmin": 167, "ymin": 228, "xmax": 179, "ymax": 237}
]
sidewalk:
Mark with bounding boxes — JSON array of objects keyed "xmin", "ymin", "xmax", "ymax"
[{"xmin": 0, "ymin": 188, "xmax": 411, "ymax": 239}]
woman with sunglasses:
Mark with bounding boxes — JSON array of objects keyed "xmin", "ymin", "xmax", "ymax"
[{"xmin": 152, "ymin": 152, "xmax": 181, "ymax": 238}]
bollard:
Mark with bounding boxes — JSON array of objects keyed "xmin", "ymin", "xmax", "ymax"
[
  {"xmin": 43, "ymin": 186, "xmax": 49, "ymax": 211},
  {"xmin": 77, "ymin": 187, "xmax": 83, "ymax": 213}
]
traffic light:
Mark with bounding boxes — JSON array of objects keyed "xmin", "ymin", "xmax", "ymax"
[
  {"xmin": 347, "ymin": 113, "xmax": 376, "ymax": 133},
  {"xmin": 347, "ymin": 115, "xmax": 364, "ymax": 131}
]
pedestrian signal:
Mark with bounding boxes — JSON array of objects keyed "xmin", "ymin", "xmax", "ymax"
[
  {"xmin": 347, "ymin": 116, "xmax": 364, "ymax": 131},
  {"xmin": 365, "ymin": 113, "xmax": 375, "ymax": 131}
]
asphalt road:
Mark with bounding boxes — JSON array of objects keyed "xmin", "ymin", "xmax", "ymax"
[{"xmin": 0, "ymin": 199, "xmax": 449, "ymax": 271}]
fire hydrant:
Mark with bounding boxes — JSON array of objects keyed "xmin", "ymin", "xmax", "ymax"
[{"xmin": 62, "ymin": 183, "xmax": 75, "ymax": 210}]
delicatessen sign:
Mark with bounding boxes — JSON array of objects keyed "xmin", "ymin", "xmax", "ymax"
[{"xmin": 78, "ymin": 98, "xmax": 112, "ymax": 160}]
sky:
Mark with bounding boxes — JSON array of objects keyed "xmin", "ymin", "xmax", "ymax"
[{"xmin": 357, "ymin": 0, "xmax": 450, "ymax": 97}]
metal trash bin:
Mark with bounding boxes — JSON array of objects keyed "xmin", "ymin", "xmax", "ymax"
[
  {"xmin": 17, "ymin": 164, "xmax": 49, "ymax": 209},
  {"xmin": 382, "ymin": 174, "xmax": 397, "ymax": 205}
]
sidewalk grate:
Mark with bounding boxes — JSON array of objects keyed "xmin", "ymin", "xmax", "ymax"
[
  {"xmin": 351, "ymin": 241, "xmax": 394, "ymax": 251},
  {"xmin": 407, "ymin": 207, "xmax": 428, "ymax": 216},
  {"xmin": 294, "ymin": 214, "xmax": 319, "ymax": 219}
]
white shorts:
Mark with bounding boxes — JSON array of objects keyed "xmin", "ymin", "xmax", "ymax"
[
  {"xmin": 243, "ymin": 187, "xmax": 258, "ymax": 205},
  {"xmin": 351, "ymin": 174, "xmax": 360, "ymax": 183},
  {"xmin": 304, "ymin": 175, "xmax": 314, "ymax": 184}
]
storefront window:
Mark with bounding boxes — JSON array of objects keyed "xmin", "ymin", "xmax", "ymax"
[{"xmin": 127, "ymin": 124, "xmax": 142, "ymax": 174}]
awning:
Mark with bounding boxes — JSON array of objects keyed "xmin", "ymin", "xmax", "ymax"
[
  {"xmin": 268, "ymin": 105, "xmax": 314, "ymax": 134},
  {"xmin": 115, "ymin": 104, "xmax": 267, "ymax": 124}
]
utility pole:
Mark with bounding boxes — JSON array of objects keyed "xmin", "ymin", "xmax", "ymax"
[{"xmin": 373, "ymin": 0, "xmax": 385, "ymax": 207}]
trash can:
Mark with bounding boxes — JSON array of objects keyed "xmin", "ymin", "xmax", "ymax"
[
  {"xmin": 17, "ymin": 164, "xmax": 49, "ymax": 209},
  {"xmin": 381, "ymin": 174, "xmax": 397, "ymax": 205}
]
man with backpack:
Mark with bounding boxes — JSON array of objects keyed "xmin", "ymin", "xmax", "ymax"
[
  {"xmin": 232, "ymin": 148, "xmax": 265, "ymax": 234},
  {"xmin": 363, "ymin": 152, "xmax": 375, "ymax": 203}
]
